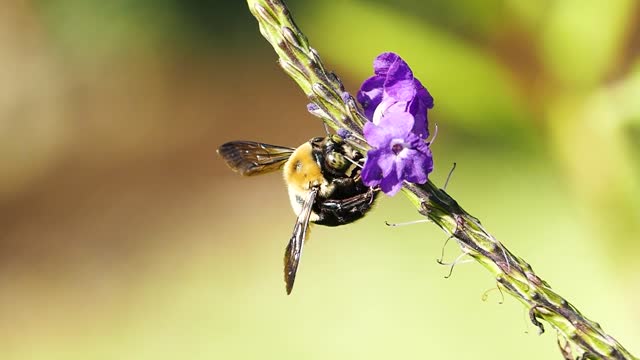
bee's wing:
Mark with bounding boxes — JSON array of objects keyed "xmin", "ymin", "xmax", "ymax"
[
  {"xmin": 217, "ymin": 141, "xmax": 295, "ymax": 176},
  {"xmin": 284, "ymin": 187, "xmax": 318, "ymax": 295}
]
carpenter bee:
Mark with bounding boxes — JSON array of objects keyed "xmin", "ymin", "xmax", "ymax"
[{"xmin": 217, "ymin": 135, "xmax": 377, "ymax": 294}]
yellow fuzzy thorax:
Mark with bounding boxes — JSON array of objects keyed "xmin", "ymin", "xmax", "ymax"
[{"xmin": 283, "ymin": 142, "xmax": 325, "ymax": 192}]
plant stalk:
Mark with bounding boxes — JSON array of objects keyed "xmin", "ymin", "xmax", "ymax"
[{"xmin": 245, "ymin": 0, "xmax": 638, "ymax": 358}]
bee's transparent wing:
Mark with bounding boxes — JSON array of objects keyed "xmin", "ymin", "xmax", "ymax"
[
  {"xmin": 217, "ymin": 141, "xmax": 294, "ymax": 176},
  {"xmin": 284, "ymin": 187, "xmax": 318, "ymax": 295}
]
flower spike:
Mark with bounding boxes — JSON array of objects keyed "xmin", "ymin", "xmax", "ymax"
[{"xmin": 245, "ymin": 1, "xmax": 638, "ymax": 358}]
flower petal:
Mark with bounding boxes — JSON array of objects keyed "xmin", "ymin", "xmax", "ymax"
[
  {"xmin": 383, "ymin": 55, "xmax": 414, "ymax": 101},
  {"xmin": 394, "ymin": 148, "xmax": 414, "ymax": 180},
  {"xmin": 376, "ymin": 111, "xmax": 414, "ymax": 139},
  {"xmin": 357, "ymin": 75, "xmax": 384, "ymax": 120},
  {"xmin": 363, "ymin": 121, "xmax": 392, "ymax": 148},
  {"xmin": 373, "ymin": 52, "xmax": 402, "ymax": 76},
  {"xmin": 377, "ymin": 152, "xmax": 396, "ymax": 177},
  {"xmin": 416, "ymin": 82, "xmax": 434, "ymax": 109},
  {"xmin": 361, "ymin": 148, "xmax": 384, "ymax": 187},
  {"xmin": 404, "ymin": 141, "xmax": 433, "ymax": 184},
  {"xmin": 385, "ymin": 80, "xmax": 416, "ymax": 102},
  {"xmin": 405, "ymin": 155, "xmax": 428, "ymax": 184},
  {"xmin": 374, "ymin": 100, "xmax": 409, "ymax": 126},
  {"xmin": 380, "ymin": 170, "xmax": 403, "ymax": 196},
  {"xmin": 385, "ymin": 53, "xmax": 414, "ymax": 81},
  {"xmin": 407, "ymin": 82, "xmax": 434, "ymax": 138}
]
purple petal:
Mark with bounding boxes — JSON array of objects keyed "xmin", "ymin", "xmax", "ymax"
[
  {"xmin": 383, "ymin": 100, "xmax": 409, "ymax": 114},
  {"xmin": 404, "ymin": 142, "xmax": 433, "ymax": 184},
  {"xmin": 377, "ymin": 152, "xmax": 395, "ymax": 177},
  {"xmin": 409, "ymin": 101, "xmax": 428, "ymax": 138},
  {"xmin": 385, "ymin": 80, "xmax": 417, "ymax": 102},
  {"xmin": 361, "ymin": 148, "xmax": 384, "ymax": 187},
  {"xmin": 385, "ymin": 53, "xmax": 413, "ymax": 80},
  {"xmin": 357, "ymin": 75, "xmax": 384, "ymax": 120},
  {"xmin": 383, "ymin": 56, "xmax": 415, "ymax": 102},
  {"xmin": 373, "ymin": 52, "xmax": 402, "ymax": 76},
  {"xmin": 394, "ymin": 148, "xmax": 413, "ymax": 180},
  {"xmin": 363, "ymin": 121, "xmax": 391, "ymax": 148},
  {"xmin": 376, "ymin": 112, "xmax": 414, "ymax": 139},
  {"xmin": 408, "ymin": 82, "xmax": 434, "ymax": 138},
  {"xmin": 415, "ymin": 82, "xmax": 434, "ymax": 109},
  {"xmin": 371, "ymin": 98, "xmax": 391, "ymax": 124},
  {"xmin": 405, "ymin": 155, "xmax": 428, "ymax": 184},
  {"xmin": 380, "ymin": 170, "xmax": 403, "ymax": 196},
  {"xmin": 406, "ymin": 133, "xmax": 429, "ymax": 151},
  {"xmin": 373, "ymin": 100, "xmax": 407, "ymax": 124}
]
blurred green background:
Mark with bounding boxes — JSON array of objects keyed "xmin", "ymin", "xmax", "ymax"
[{"xmin": 1, "ymin": 1, "xmax": 639, "ymax": 359}]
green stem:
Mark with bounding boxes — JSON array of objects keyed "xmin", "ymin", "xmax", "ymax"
[
  {"xmin": 246, "ymin": 0, "xmax": 638, "ymax": 358},
  {"xmin": 403, "ymin": 181, "xmax": 637, "ymax": 359}
]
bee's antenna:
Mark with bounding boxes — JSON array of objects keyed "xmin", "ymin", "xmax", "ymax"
[
  {"xmin": 443, "ymin": 162, "xmax": 457, "ymax": 191},
  {"xmin": 427, "ymin": 123, "xmax": 438, "ymax": 146},
  {"xmin": 344, "ymin": 155, "xmax": 363, "ymax": 169},
  {"xmin": 384, "ymin": 219, "xmax": 429, "ymax": 227},
  {"xmin": 437, "ymin": 252, "xmax": 472, "ymax": 279}
]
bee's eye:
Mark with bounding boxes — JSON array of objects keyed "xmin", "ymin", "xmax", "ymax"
[
  {"xmin": 311, "ymin": 137, "xmax": 324, "ymax": 146},
  {"xmin": 326, "ymin": 152, "xmax": 347, "ymax": 170}
]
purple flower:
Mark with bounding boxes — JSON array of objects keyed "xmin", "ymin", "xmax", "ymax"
[
  {"xmin": 358, "ymin": 52, "xmax": 435, "ymax": 196},
  {"xmin": 361, "ymin": 112, "xmax": 433, "ymax": 196},
  {"xmin": 357, "ymin": 52, "xmax": 434, "ymax": 139}
]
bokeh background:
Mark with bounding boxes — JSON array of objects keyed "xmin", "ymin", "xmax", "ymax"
[{"xmin": 1, "ymin": 1, "xmax": 639, "ymax": 359}]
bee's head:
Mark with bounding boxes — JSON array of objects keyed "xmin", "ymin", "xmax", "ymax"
[
  {"xmin": 325, "ymin": 135, "xmax": 349, "ymax": 171},
  {"xmin": 310, "ymin": 135, "xmax": 361, "ymax": 178}
]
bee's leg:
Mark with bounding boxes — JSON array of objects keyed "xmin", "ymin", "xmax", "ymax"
[
  {"xmin": 320, "ymin": 190, "xmax": 376, "ymax": 212},
  {"xmin": 329, "ymin": 177, "xmax": 356, "ymax": 193},
  {"xmin": 314, "ymin": 189, "xmax": 378, "ymax": 226},
  {"xmin": 328, "ymin": 178, "xmax": 376, "ymax": 199}
]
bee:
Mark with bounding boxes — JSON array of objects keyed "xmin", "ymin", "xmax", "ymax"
[{"xmin": 217, "ymin": 135, "xmax": 377, "ymax": 294}]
